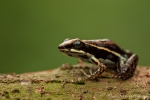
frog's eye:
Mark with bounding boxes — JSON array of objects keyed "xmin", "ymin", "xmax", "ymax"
[{"xmin": 73, "ymin": 40, "xmax": 82, "ymax": 49}]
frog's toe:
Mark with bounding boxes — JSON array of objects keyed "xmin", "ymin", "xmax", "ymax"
[
  {"xmin": 80, "ymin": 69, "xmax": 91, "ymax": 78},
  {"xmin": 120, "ymin": 72, "xmax": 126, "ymax": 79},
  {"xmin": 120, "ymin": 72, "xmax": 132, "ymax": 80}
]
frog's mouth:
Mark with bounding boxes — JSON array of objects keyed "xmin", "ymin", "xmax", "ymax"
[
  {"xmin": 59, "ymin": 48, "xmax": 69, "ymax": 52},
  {"xmin": 59, "ymin": 48, "xmax": 88, "ymax": 58},
  {"xmin": 60, "ymin": 48, "xmax": 84, "ymax": 54}
]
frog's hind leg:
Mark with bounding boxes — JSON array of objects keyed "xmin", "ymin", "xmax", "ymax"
[{"xmin": 117, "ymin": 54, "xmax": 139, "ymax": 79}]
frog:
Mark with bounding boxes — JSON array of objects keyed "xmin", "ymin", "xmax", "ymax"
[{"xmin": 58, "ymin": 38, "xmax": 138, "ymax": 80}]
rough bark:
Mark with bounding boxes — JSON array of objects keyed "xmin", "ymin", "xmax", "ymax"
[{"xmin": 0, "ymin": 63, "xmax": 150, "ymax": 100}]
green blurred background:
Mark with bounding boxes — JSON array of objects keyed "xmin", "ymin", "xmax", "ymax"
[{"xmin": 0, "ymin": 0, "xmax": 150, "ymax": 73}]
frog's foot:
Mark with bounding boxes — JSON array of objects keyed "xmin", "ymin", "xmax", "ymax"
[
  {"xmin": 80, "ymin": 69, "xmax": 99, "ymax": 80},
  {"xmin": 81, "ymin": 67, "xmax": 106, "ymax": 80},
  {"xmin": 80, "ymin": 69, "xmax": 92, "ymax": 79}
]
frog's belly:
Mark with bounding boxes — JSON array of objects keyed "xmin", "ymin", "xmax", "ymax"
[
  {"xmin": 99, "ymin": 58, "xmax": 116, "ymax": 65},
  {"xmin": 81, "ymin": 57, "xmax": 116, "ymax": 66}
]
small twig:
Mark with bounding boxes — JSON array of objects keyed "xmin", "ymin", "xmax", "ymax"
[{"xmin": 62, "ymin": 79, "xmax": 68, "ymax": 88}]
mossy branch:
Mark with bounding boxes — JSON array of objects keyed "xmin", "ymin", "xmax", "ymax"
[{"xmin": 0, "ymin": 63, "xmax": 150, "ymax": 100}]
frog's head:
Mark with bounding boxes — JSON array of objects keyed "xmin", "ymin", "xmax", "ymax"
[{"xmin": 58, "ymin": 38, "xmax": 87, "ymax": 58}]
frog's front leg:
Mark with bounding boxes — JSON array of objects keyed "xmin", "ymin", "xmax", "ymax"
[
  {"xmin": 82, "ymin": 55, "xmax": 106, "ymax": 80},
  {"xmin": 117, "ymin": 54, "xmax": 138, "ymax": 79}
]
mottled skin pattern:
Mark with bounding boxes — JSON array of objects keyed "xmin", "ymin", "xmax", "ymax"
[{"xmin": 58, "ymin": 38, "xmax": 139, "ymax": 80}]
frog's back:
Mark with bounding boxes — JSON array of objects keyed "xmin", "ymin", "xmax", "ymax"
[{"xmin": 82, "ymin": 39, "xmax": 126, "ymax": 56}]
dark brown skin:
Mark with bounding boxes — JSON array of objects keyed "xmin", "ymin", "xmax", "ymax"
[
  {"xmin": 82, "ymin": 39, "xmax": 126, "ymax": 62},
  {"xmin": 58, "ymin": 38, "xmax": 139, "ymax": 80}
]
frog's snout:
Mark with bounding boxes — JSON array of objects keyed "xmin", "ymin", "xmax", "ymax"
[{"xmin": 58, "ymin": 44, "xmax": 64, "ymax": 49}]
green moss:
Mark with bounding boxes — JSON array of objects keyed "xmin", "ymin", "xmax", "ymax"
[{"xmin": 0, "ymin": 64, "xmax": 149, "ymax": 100}]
